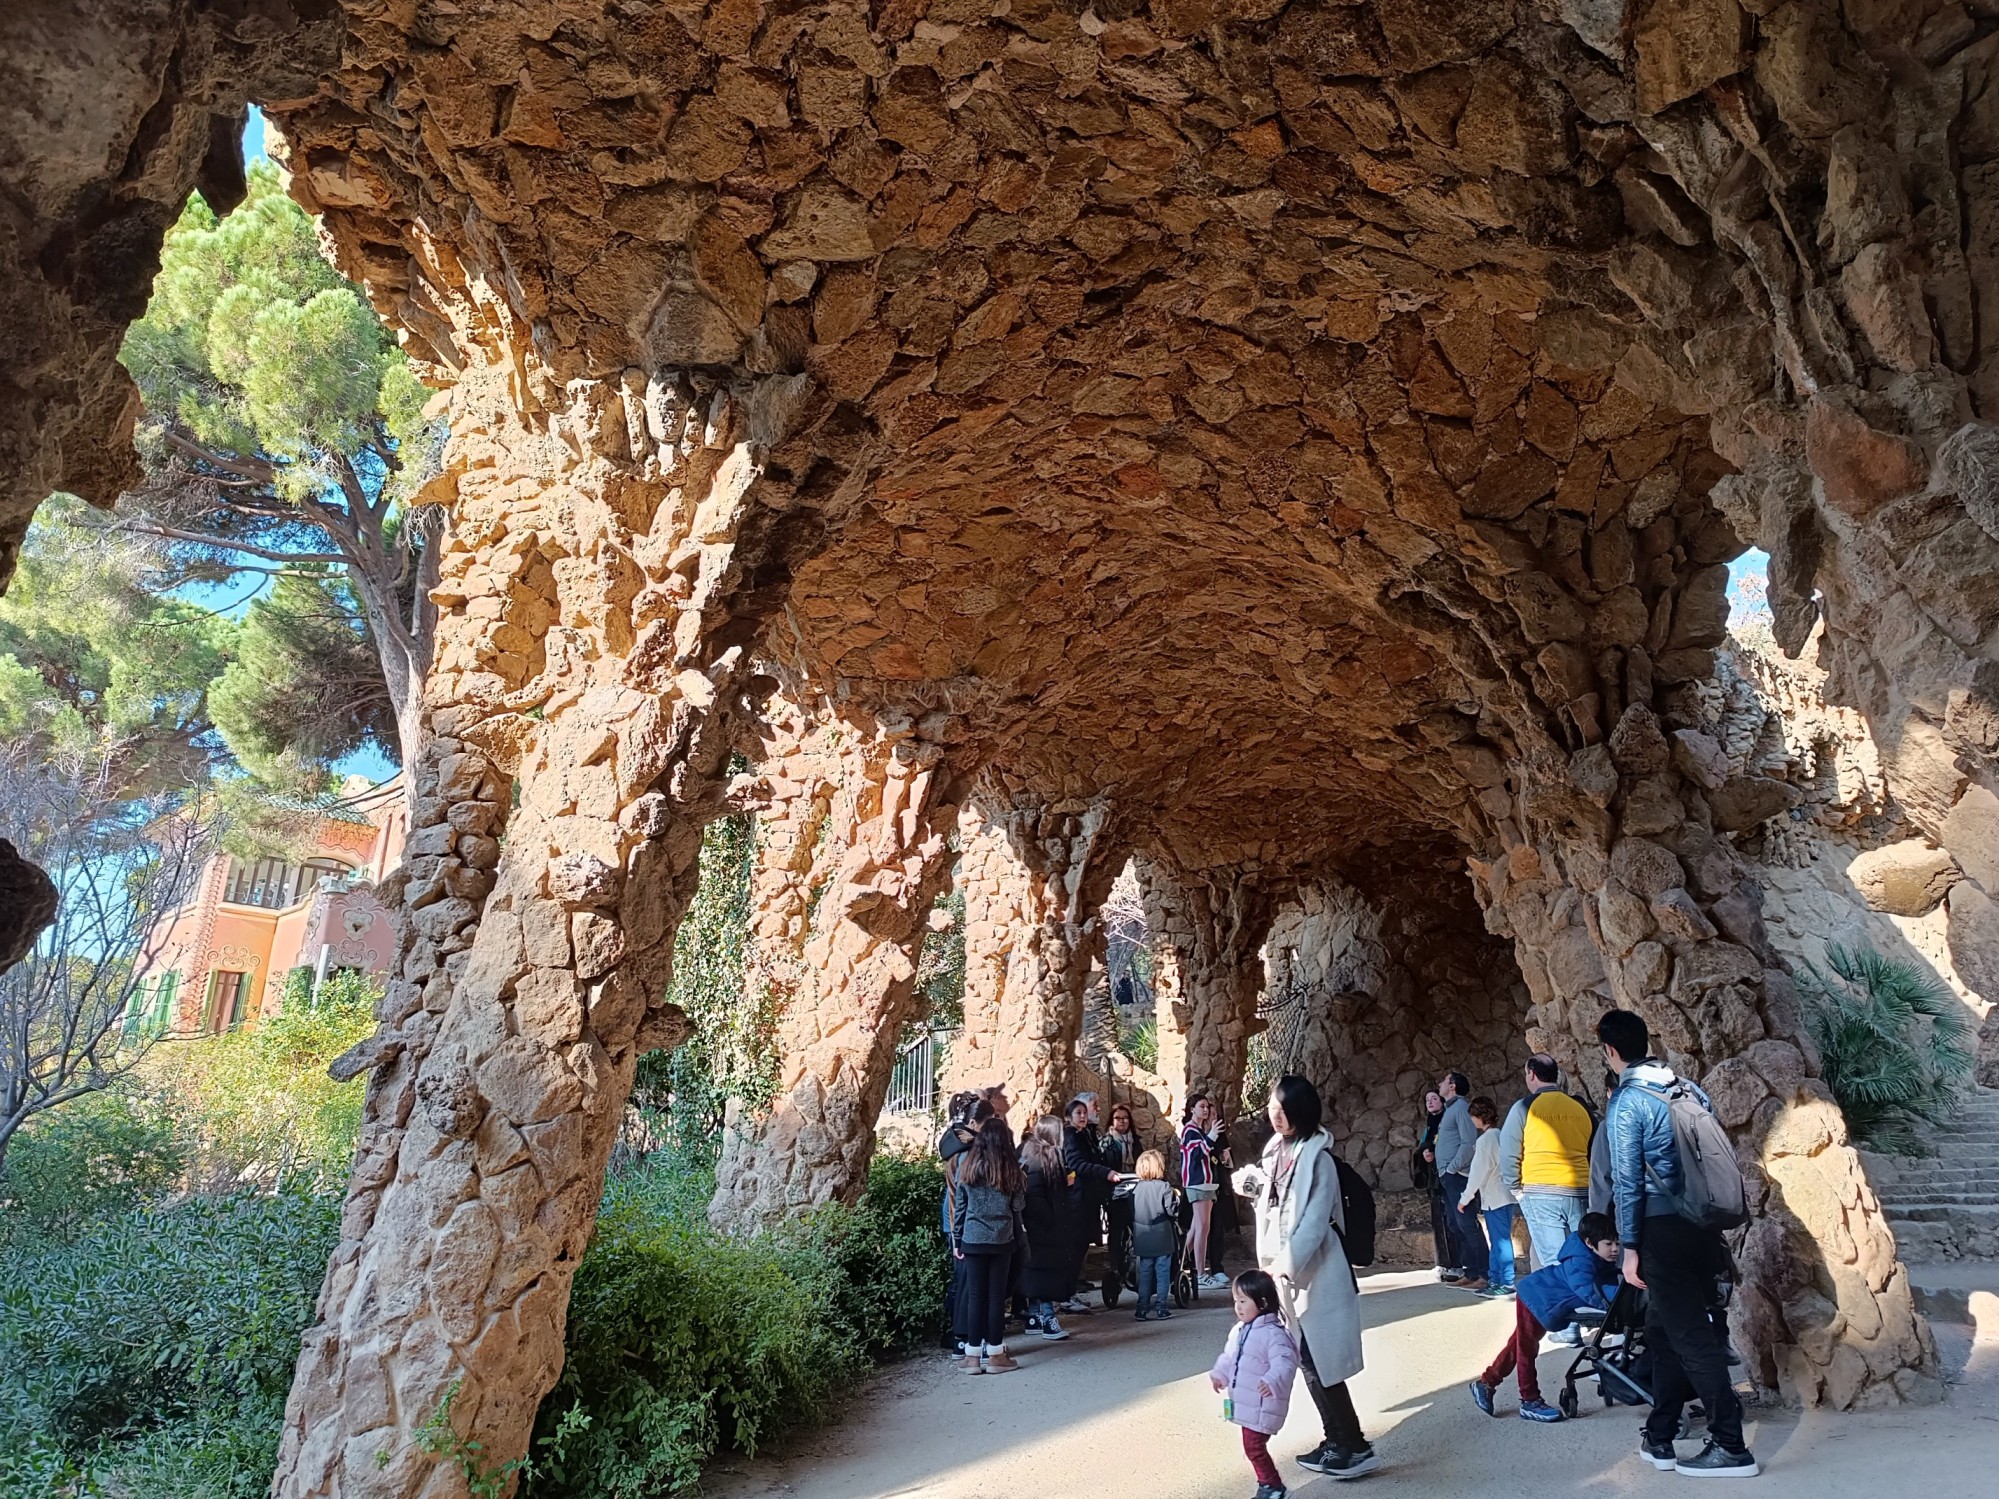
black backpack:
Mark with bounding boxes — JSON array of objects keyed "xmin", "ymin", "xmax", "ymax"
[{"xmin": 1333, "ymin": 1154, "xmax": 1377, "ymax": 1268}]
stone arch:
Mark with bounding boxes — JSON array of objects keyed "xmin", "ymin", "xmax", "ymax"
[{"xmin": 14, "ymin": 0, "xmax": 1999, "ymax": 1487}]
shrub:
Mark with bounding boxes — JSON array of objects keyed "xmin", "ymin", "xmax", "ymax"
[
  {"xmin": 144, "ymin": 973, "xmax": 376, "ymax": 1193},
  {"xmin": 0, "ymin": 1189, "xmax": 339, "ymax": 1498},
  {"xmin": 525, "ymin": 1157, "xmax": 863, "ymax": 1498},
  {"xmin": 1122, "ymin": 1018, "xmax": 1158, "ymax": 1072},
  {"xmin": 0, "ymin": 1087, "xmax": 186, "ymax": 1247},
  {"xmin": 789, "ymin": 1152, "xmax": 949, "ymax": 1357},
  {"xmin": 1803, "ymin": 942, "xmax": 1975, "ymax": 1154}
]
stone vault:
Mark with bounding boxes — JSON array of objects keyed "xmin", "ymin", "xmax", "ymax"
[{"xmin": 12, "ymin": 0, "xmax": 1999, "ymax": 1491}]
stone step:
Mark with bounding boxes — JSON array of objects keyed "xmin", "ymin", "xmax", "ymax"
[
  {"xmin": 1884, "ymin": 1196, "xmax": 1999, "ymax": 1210},
  {"xmin": 1887, "ymin": 1204, "xmax": 1999, "ymax": 1225},
  {"xmin": 1905, "ymin": 1260, "xmax": 1999, "ymax": 1322}
]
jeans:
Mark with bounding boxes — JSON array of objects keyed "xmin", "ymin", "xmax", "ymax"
[
  {"xmin": 1483, "ymin": 1204, "xmax": 1517, "ymax": 1291},
  {"xmin": 1480, "ymin": 1298, "xmax": 1548, "ymax": 1402},
  {"xmin": 1441, "ymin": 1173, "xmax": 1488, "ymax": 1280},
  {"xmin": 1136, "ymin": 1253, "xmax": 1172, "ymax": 1315},
  {"xmin": 1519, "ymin": 1193, "xmax": 1585, "ymax": 1272},
  {"xmin": 1639, "ymin": 1214, "xmax": 1746, "ymax": 1453}
]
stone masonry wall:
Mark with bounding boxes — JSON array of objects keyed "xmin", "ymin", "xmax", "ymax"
[{"xmin": 1266, "ymin": 875, "xmax": 1534, "ymax": 1193}]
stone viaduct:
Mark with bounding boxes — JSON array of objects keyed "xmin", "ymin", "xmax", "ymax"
[{"xmin": 11, "ymin": 0, "xmax": 1999, "ymax": 1492}]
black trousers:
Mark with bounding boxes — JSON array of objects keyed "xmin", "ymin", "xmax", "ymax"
[
  {"xmin": 1299, "ymin": 1334, "xmax": 1367, "ymax": 1452},
  {"xmin": 958, "ymin": 1246, "xmax": 1010, "ymax": 1348},
  {"xmin": 1427, "ymin": 1184, "xmax": 1450, "ymax": 1268},
  {"xmin": 1638, "ymin": 1214, "xmax": 1744, "ymax": 1452}
]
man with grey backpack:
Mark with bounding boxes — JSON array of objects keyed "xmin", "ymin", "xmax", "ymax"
[{"xmin": 1598, "ymin": 1009, "xmax": 1757, "ymax": 1479}]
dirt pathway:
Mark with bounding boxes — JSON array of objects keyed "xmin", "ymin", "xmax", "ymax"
[{"xmin": 701, "ymin": 1270, "xmax": 1999, "ymax": 1499}]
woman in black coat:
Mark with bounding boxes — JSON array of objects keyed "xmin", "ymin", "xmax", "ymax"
[
  {"xmin": 1412, "ymin": 1088, "xmax": 1450, "ymax": 1274},
  {"xmin": 1020, "ymin": 1115, "xmax": 1081, "ymax": 1339}
]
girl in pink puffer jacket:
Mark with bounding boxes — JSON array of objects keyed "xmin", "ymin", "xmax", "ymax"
[{"xmin": 1209, "ymin": 1270, "xmax": 1301, "ymax": 1499}]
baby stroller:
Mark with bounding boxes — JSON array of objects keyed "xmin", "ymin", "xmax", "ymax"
[
  {"xmin": 1558, "ymin": 1275, "xmax": 1737, "ymax": 1420},
  {"xmin": 1559, "ymin": 1283, "xmax": 1652, "ymax": 1418},
  {"xmin": 1101, "ymin": 1179, "xmax": 1196, "ymax": 1309}
]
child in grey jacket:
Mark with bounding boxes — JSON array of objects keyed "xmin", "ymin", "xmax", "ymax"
[{"xmin": 1128, "ymin": 1149, "xmax": 1181, "ymax": 1320}]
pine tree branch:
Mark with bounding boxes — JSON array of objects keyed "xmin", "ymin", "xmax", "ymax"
[{"xmin": 109, "ymin": 521, "xmax": 348, "ymax": 567}]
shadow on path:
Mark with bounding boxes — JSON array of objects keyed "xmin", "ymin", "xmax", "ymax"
[{"xmin": 699, "ymin": 1268, "xmax": 1999, "ymax": 1499}]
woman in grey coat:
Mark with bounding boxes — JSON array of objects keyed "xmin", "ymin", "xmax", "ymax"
[{"xmin": 1239, "ymin": 1074, "xmax": 1379, "ymax": 1481}]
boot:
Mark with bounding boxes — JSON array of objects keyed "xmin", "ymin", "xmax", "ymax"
[
  {"xmin": 958, "ymin": 1352, "xmax": 984, "ymax": 1374},
  {"xmin": 984, "ymin": 1346, "xmax": 1021, "ymax": 1373}
]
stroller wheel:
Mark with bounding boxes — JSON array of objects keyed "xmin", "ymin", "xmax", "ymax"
[{"xmin": 1558, "ymin": 1387, "xmax": 1579, "ymax": 1420}]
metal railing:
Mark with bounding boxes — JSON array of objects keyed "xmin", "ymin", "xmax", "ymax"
[{"xmin": 885, "ymin": 1028, "xmax": 952, "ymax": 1116}]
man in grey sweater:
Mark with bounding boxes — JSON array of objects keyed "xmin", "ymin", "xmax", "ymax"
[{"xmin": 1433, "ymin": 1070, "xmax": 1486, "ymax": 1285}]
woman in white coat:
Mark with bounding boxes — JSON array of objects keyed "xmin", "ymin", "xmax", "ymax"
[{"xmin": 1241, "ymin": 1074, "xmax": 1379, "ymax": 1481}]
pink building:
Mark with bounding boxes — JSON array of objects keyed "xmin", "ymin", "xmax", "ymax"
[{"xmin": 134, "ymin": 777, "xmax": 407, "ymax": 1032}]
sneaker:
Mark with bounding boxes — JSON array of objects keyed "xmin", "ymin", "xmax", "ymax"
[
  {"xmin": 1640, "ymin": 1436, "xmax": 1680, "ymax": 1470},
  {"xmin": 1024, "ymin": 1316, "xmax": 1043, "ymax": 1333},
  {"xmin": 1201, "ymin": 1272, "xmax": 1232, "ymax": 1289},
  {"xmin": 1550, "ymin": 1326, "xmax": 1583, "ymax": 1346},
  {"xmin": 1519, "ymin": 1400, "xmax": 1563, "ymax": 1423},
  {"xmin": 1439, "ymin": 1268, "xmax": 1466, "ymax": 1283},
  {"xmin": 1059, "ymin": 1298, "xmax": 1090, "ymax": 1314},
  {"xmin": 1469, "ymin": 1380, "xmax": 1497, "ymax": 1417},
  {"xmin": 1296, "ymin": 1443, "xmax": 1337, "ymax": 1473},
  {"xmin": 1253, "ymin": 1486, "xmax": 1289, "ymax": 1499},
  {"xmin": 1155, "ymin": 1309, "xmax": 1173, "ymax": 1320},
  {"xmin": 1323, "ymin": 1446, "xmax": 1380, "ymax": 1480},
  {"xmin": 1134, "ymin": 1309, "xmax": 1152, "ymax": 1321},
  {"xmin": 1480, "ymin": 1284, "xmax": 1516, "ymax": 1298},
  {"xmin": 1674, "ymin": 1443, "xmax": 1758, "ymax": 1478},
  {"xmin": 1040, "ymin": 1316, "xmax": 1070, "ymax": 1341},
  {"xmin": 983, "ymin": 1348, "xmax": 1020, "ymax": 1373}
]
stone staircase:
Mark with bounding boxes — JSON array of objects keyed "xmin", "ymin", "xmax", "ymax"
[
  {"xmin": 1865, "ymin": 1087, "xmax": 1999, "ymax": 1395},
  {"xmin": 1867, "ymin": 1086, "xmax": 1999, "ymax": 1262}
]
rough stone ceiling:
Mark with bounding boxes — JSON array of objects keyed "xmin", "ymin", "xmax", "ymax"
[{"xmin": 266, "ymin": 0, "xmax": 1771, "ymax": 880}]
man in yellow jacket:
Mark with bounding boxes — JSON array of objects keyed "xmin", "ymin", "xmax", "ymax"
[{"xmin": 1499, "ymin": 1053, "xmax": 1595, "ymax": 1275}]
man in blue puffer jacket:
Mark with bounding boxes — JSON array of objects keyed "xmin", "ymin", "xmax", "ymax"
[
  {"xmin": 1469, "ymin": 1212, "xmax": 1621, "ymax": 1422},
  {"xmin": 1598, "ymin": 1009, "xmax": 1758, "ymax": 1480}
]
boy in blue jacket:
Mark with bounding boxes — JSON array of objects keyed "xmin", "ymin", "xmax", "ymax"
[{"xmin": 1469, "ymin": 1212, "xmax": 1620, "ymax": 1422}]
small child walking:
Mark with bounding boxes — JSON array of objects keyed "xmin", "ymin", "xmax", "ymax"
[
  {"xmin": 1210, "ymin": 1269, "xmax": 1299, "ymax": 1499},
  {"xmin": 1129, "ymin": 1149, "xmax": 1180, "ymax": 1321},
  {"xmin": 1469, "ymin": 1211, "xmax": 1621, "ymax": 1422}
]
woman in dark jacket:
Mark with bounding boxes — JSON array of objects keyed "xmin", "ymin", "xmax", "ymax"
[
  {"xmin": 1020, "ymin": 1115, "xmax": 1082, "ymax": 1340},
  {"xmin": 1412, "ymin": 1088, "xmax": 1449, "ymax": 1274}
]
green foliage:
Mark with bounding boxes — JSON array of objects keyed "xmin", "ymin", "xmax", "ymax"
[
  {"xmin": 914, "ymin": 884, "xmax": 966, "ymax": 1028},
  {"xmin": 0, "ymin": 496, "xmax": 229, "ymax": 793},
  {"xmin": 144, "ymin": 972, "xmax": 378, "ymax": 1193},
  {"xmin": 787, "ymin": 1152, "xmax": 951, "ymax": 1359},
  {"xmin": 636, "ymin": 814, "xmax": 774, "ymax": 1164},
  {"xmin": 1802, "ymin": 942, "xmax": 1975, "ymax": 1154},
  {"xmin": 0, "ymin": 1089, "xmax": 186, "ymax": 1248},
  {"xmin": 123, "ymin": 167, "xmax": 431, "ymax": 496},
  {"xmin": 210, "ymin": 568, "xmax": 397, "ymax": 781},
  {"xmin": 1123, "ymin": 1018, "xmax": 1159, "ymax": 1073},
  {"xmin": 526, "ymin": 1151, "xmax": 945, "ymax": 1498},
  {"xmin": 0, "ymin": 1190, "xmax": 341, "ymax": 1499},
  {"xmin": 414, "ymin": 1382, "xmax": 528, "ymax": 1499}
]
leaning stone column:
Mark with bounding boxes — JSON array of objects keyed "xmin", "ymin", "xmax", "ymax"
[
  {"xmin": 944, "ymin": 787, "xmax": 1117, "ymax": 1118},
  {"xmin": 707, "ymin": 704, "xmax": 969, "ymax": 1231},
  {"xmin": 271, "ymin": 361, "xmax": 819, "ymax": 1497},
  {"xmin": 1135, "ymin": 855, "xmax": 1278, "ymax": 1124},
  {"xmin": 1435, "ymin": 514, "xmax": 1940, "ymax": 1407}
]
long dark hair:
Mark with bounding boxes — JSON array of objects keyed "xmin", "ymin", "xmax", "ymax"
[
  {"xmin": 1271, "ymin": 1075, "xmax": 1324, "ymax": 1140},
  {"xmin": 959, "ymin": 1116, "xmax": 1026, "ymax": 1193},
  {"xmin": 1182, "ymin": 1091, "xmax": 1210, "ymax": 1125}
]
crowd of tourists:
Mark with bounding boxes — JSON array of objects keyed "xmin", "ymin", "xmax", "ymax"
[{"xmin": 938, "ymin": 1007, "xmax": 1760, "ymax": 1496}]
